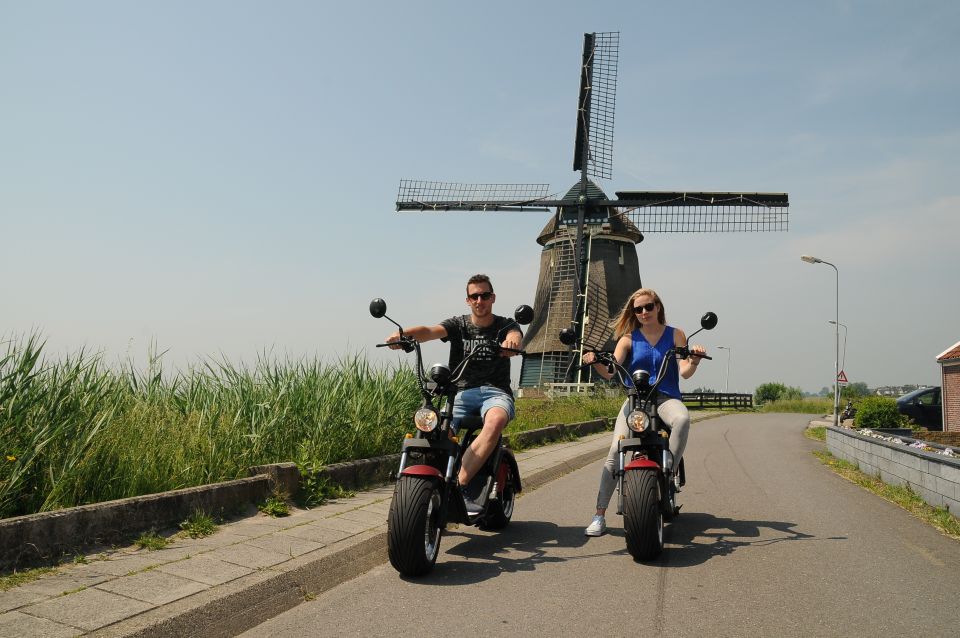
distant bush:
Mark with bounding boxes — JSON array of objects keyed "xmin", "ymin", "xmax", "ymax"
[
  {"xmin": 755, "ymin": 382, "xmax": 804, "ymax": 405},
  {"xmin": 854, "ymin": 396, "xmax": 910, "ymax": 430},
  {"xmin": 841, "ymin": 382, "xmax": 870, "ymax": 399}
]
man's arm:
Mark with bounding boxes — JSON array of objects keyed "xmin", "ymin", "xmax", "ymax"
[{"xmin": 385, "ymin": 324, "xmax": 448, "ymax": 349}]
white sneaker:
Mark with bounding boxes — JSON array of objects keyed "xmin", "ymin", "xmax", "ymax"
[{"xmin": 585, "ymin": 515, "xmax": 606, "ymax": 536}]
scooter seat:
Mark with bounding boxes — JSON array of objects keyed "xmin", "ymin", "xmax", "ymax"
[{"xmin": 456, "ymin": 415, "xmax": 484, "ymax": 435}]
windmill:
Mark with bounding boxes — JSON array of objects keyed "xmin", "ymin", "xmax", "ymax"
[{"xmin": 395, "ymin": 32, "xmax": 788, "ymax": 390}]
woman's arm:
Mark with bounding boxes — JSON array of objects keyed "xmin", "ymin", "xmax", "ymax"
[
  {"xmin": 583, "ymin": 335, "xmax": 632, "ymax": 380},
  {"xmin": 674, "ymin": 327, "xmax": 706, "ymax": 379}
]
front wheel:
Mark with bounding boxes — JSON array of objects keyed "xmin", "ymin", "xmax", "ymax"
[
  {"xmin": 387, "ymin": 476, "xmax": 442, "ymax": 576},
  {"xmin": 622, "ymin": 470, "xmax": 663, "ymax": 561}
]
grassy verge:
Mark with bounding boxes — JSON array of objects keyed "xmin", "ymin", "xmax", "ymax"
[
  {"xmin": 510, "ymin": 395, "xmax": 622, "ymax": 432},
  {"xmin": 813, "ymin": 449, "xmax": 960, "ymax": 540},
  {"xmin": 759, "ymin": 397, "xmax": 834, "ymax": 413},
  {"xmin": 0, "ymin": 565, "xmax": 57, "ymax": 592}
]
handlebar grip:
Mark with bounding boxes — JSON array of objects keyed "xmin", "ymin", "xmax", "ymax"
[{"xmin": 377, "ymin": 341, "xmax": 415, "ymax": 353}]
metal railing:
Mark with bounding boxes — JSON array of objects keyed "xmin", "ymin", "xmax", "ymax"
[{"xmin": 681, "ymin": 392, "xmax": 753, "ymax": 410}]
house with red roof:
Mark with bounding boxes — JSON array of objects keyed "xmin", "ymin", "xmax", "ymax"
[{"xmin": 936, "ymin": 340, "xmax": 960, "ymax": 432}]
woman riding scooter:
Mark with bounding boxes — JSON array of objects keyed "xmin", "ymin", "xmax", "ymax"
[{"xmin": 581, "ymin": 287, "xmax": 706, "ymax": 537}]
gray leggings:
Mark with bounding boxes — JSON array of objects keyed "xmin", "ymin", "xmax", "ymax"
[{"xmin": 595, "ymin": 396, "xmax": 690, "ymax": 512}]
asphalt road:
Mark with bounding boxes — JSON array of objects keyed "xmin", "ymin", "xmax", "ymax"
[{"xmin": 240, "ymin": 413, "xmax": 960, "ymax": 637}]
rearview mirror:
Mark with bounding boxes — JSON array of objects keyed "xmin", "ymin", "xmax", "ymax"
[
  {"xmin": 558, "ymin": 327, "xmax": 577, "ymax": 346},
  {"xmin": 514, "ymin": 304, "xmax": 534, "ymax": 325},
  {"xmin": 369, "ymin": 298, "xmax": 387, "ymax": 319},
  {"xmin": 700, "ymin": 312, "xmax": 718, "ymax": 330}
]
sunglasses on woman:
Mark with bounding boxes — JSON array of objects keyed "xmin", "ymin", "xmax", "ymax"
[{"xmin": 633, "ymin": 302, "xmax": 656, "ymax": 314}]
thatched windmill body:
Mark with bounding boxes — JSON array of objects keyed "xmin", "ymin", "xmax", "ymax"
[{"xmin": 396, "ymin": 32, "xmax": 789, "ymax": 389}]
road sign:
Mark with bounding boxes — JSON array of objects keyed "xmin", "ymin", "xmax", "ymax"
[{"xmin": 837, "ymin": 370, "xmax": 848, "ymax": 384}]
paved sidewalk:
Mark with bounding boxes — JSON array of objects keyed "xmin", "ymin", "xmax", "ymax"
[{"xmin": 0, "ymin": 414, "xmax": 718, "ymax": 637}]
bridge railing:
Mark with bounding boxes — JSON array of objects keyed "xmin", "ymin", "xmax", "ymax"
[{"xmin": 681, "ymin": 392, "xmax": 753, "ymax": 410}]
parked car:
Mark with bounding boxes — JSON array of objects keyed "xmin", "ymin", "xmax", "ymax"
[{"xmin": 896, "ymin": 386, "xmax": 942, "ymax": 431}]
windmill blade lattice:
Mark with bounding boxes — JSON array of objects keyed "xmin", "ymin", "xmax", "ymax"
[
  {"xmin": 396, "ymin": 180, "xmax": 553, "ymax": 212},
  {"xmin": 573, "ymin": 32, "xmax": 618, "ymax": 180},
  {"xmin": 615, "ymin": 191, "xmax": 790, "ymax": 232}
]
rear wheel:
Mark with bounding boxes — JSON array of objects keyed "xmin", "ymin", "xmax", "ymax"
[
  {"xmin": 622, "ymin": 470, "xmax": 663, "ymax": 561},
  {"xmin": 482, "ymin": 463, "xmax": 515, "ymax": 530},
  {"xmin": 387, "ymin": 476, "xmax": 442, "ymax": 576}
]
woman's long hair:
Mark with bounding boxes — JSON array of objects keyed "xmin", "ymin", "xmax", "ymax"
[{"xmin": 611, "ymin": 288, "xmax": 666, "ymax": 339}]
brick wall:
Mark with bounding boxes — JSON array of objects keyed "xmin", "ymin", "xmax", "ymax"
[
  {"xmin": 943, "ymin": 363, "xmax": 960, "ymax": 433},
  {"xmin": 917, "ymin": 431, "xmax": 960, "ymax": 447}
]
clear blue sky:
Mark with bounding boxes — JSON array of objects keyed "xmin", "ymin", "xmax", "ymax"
[{"xmin": 2, "ymin": 1, "xmax": 958, "ymax": 395}]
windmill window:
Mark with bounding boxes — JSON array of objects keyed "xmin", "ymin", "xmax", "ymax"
[{"xmin": 619, "ymin": 246, "xmax": 624, "ymax": 266}]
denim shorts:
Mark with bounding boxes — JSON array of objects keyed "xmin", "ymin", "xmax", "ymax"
[{"xmin": 451, "ymin": 386, "xmax": 515, "ymax": 431}]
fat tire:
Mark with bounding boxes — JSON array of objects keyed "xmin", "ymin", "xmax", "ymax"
[
  {"xmin": 482, "ymin": 464, "xmax": 515, "ymax": 530},
  {"xmin": 387, "ymin": 476, "xmax": 442, "ymax": 577},
  {"xmin": 622, "ymin": 469, "xmax": 663, "ymax": 561}
]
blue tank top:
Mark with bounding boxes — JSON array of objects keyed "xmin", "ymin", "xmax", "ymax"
[{"xmin": 629, "ymin": 326, "xmax": 681, "ymax": 399}]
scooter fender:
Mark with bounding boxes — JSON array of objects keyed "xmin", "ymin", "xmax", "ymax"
[
  {"xmin": 624, "ymin": 458, "xmax": 660, "ymax": 471},
  {"xmin": 399, "ymin": 465, "xmax": 444, "ymax": 479},
  {"xmin": 497, "ymin": 449, "xmax": 523, "ymax": 493}
]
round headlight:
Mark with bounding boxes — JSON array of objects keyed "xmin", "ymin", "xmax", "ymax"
[
  {"xmin": 414, "ymin": 408, "xmax": 439, "ymax": 432},
  {"xmin": 626, "ymin": 410, "xmax": 649, "ymax": 433}
]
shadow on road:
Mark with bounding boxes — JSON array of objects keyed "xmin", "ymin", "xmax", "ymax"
[
  {"xmin": 408, "ymin": 520, "xmax": 619, "ymax": 585},
  {"xmin": 663, "ymin": 511, "xmax": 837, "ymax": 567}
]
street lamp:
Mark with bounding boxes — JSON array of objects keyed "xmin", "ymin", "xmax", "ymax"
[
  {"xmin": 801, "ymin": 254, "xmax": 840, "ymax": 428},
  {"xmin": 716, "ymin": 346, "xmax": 731, "ymax": 393},
  {"xmin": 828, "ymin": 320, "xmax": 847, "ymax": 372}
]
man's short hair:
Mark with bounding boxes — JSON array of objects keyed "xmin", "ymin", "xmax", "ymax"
[{"xmin": 466, "ymin": 274, "xmax": 493, "ymax": 294}]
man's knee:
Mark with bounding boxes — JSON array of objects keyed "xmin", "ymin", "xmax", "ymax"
[{"xmin": 482, "ymin": 406, "xmax": 510, "ymax": 433}]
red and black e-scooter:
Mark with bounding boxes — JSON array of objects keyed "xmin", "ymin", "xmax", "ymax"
[
  {"xmin": 560, "ymin": 311, "xmax": 717, "ymax": 561},
  {"xmin": 370, "ymin": 298, "xmax": 533, "ymax": 576}
]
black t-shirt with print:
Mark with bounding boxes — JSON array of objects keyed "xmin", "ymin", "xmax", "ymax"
[{"xmin": 440, "ymin": 314, "xmax": 521, "ymax": 395}]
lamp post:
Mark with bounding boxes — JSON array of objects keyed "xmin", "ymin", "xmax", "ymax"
[
  {"xmin": 828, "ymin": 320, "xmax": 847, "ymax": 372},
  {"xmin": 801, "ymin": 254, "xmax": 840, "ymax": 428},
  {"xmin": 716, "ymin": 346, "xmax": 731, "ymax": 393}
]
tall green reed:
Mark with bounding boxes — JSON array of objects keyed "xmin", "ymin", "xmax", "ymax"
[{"xmin": 0, "ymin": 335, "xmax": 420, "ymax": 518}]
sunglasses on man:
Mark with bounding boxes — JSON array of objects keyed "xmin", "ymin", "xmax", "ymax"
[{"xmin": 468, "ymin": 292, "xmax": 494, "ymax": 301}]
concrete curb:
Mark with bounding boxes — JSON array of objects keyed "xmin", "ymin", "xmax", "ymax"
[{"xmin": 88, "ymin": 530, "xmax": 388, "ymax": 638}]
